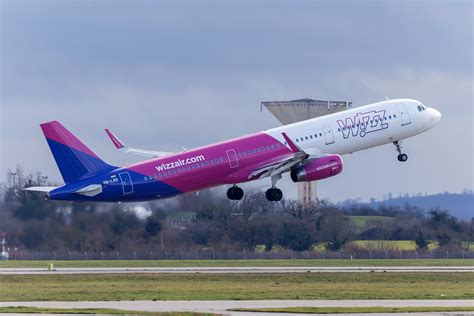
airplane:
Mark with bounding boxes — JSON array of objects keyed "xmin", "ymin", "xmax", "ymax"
[{"xmin": 25, "ymin": 99, "xmax": 441, "ymax": 202}]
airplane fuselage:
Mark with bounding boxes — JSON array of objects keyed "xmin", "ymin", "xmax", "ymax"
[{"xmin": 44, "ymin": 99, "xmax": 441, "ymax": 202}]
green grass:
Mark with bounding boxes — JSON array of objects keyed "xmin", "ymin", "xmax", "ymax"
[
  {"xmin": 348, "ymin": 240, "xmax": 418, "ymax": 251},
  {"xmin": 463, "ymin": 241, "xmax": 474, "ymax": 250},
  {"xmin": 347, "ymin": 240, "xmax": 440, "ymax": 251},
  {"xmin": 348, "ymin": 216, "xmax": 394, "ymax": 230},
  {"xmin": 230, "ymin": 306, "xmax": 474, "ymax": 314},
  {"xmin": 0, "ymin": 306, "xmax": 213, "ymax": 315},
  {"xmin": 0, "ymin": 259, "xmax": 472, "ymax": 269},
  {"xmin": 0, "ymin": 273, "xmax": 473, "ymax": 301}
]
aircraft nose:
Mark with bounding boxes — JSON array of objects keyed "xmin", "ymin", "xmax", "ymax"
[{"xmin": 430, "ymin": 108, "xmax": 442, "ymax": 125}]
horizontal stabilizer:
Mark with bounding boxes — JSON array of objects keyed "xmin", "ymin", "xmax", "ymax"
[
  {"xmin": 105, "ymin": 128, "xmax": 173, "ymax": 158},
  {"xmin": 24, "ymin": 186, "xmax": 58, "ymax": 193},
  {"xmin": 75, "ymin": 184, "xmax": 102, "ymax": 197}
]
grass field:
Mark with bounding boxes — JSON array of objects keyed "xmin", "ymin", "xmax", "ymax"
[
  {"xmin": 348, "ymin": 240, "xmax": 418, "ymax": 251},
  {"xmin": 347, "ymin": 240, "xmax": 440, "ymax": 251},
  {"xmin": 230, "ymin": 306, "xmax": 474, "ymax": 314},
  {"xmin": 348, "ymin": 216, "xmax": 394, "ymax": 230},
  {"xmin": 0, "ymin": 259, "xmax": 472, "ymax": 269},
  {"xmin": 0, "ymin": 272, "xmax": 473, "ymax": 301},
  {"xmin": 0, "ymin": 307, "xmax": 213, "ymax": 315}
]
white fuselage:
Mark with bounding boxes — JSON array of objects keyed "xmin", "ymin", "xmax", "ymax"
[{"xmin": 266, "ymin": 99, "xmax": 441, "ymax": 156}]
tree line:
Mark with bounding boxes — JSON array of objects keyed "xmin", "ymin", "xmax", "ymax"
[{"xmin": 1, "ymin": 169, "xmax": 473, "ymax": 252}]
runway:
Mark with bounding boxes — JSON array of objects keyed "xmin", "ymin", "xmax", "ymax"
[
  {"xmin": 1, "ymin": 266, "xmax": 473, "ymax": 274},
  {"xmin": 1, "ymin": 300, "xmax": 474, "ymax": 315}
]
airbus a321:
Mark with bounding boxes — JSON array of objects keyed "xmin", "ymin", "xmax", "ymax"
[{"xmin": 26, "ymin": 99, "xmax": 441, "ymax": 202}]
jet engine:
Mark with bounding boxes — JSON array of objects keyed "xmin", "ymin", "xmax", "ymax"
[{"xmin": 290, "ymin": 154, "xmax": 343, "ymax": 182}]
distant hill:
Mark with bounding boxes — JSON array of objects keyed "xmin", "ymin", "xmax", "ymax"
[{"xmin": 340, "ymin": 192, "xmax": 473, "ymax": 220}]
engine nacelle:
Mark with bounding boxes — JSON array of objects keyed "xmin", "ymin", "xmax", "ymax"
[{"xmin": 290, "ymin": 155, "xmax": 343, "ymax": 182}]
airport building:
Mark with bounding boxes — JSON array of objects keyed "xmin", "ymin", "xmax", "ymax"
[{"xmin": 261, "ymin": 99, "xmax": 352, "ymax": 205}]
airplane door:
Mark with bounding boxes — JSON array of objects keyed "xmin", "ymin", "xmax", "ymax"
[
  {"xmin": 119, "ymin": 172, "xmax": 134, "ymax": 195},
  {"xmin": 322, "ymin": 126, "xmax": 335, "ymax": 145},
  {"xmin": 226, "ymin": 149, "xmax": 239, "ymax": 168},
  {"xmin": 396, "ymin": 104, "xmax": 411, "ymax": 126}
]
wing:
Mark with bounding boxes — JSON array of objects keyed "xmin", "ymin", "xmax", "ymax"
[
  {"xmin": 247, "ymin": 133, "xmax": 307, "ymax": 179},
  {"xmin": 105, "ymin": 129, "xmax": 173, "ymax": 158},
  {"xmin": 248, "ymin": 132, "xmax": 332, "ymax": 180}
]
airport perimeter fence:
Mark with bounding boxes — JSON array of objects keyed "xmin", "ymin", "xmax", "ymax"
[{"xmin": 4, "ymin": 249, "xmax": 474, "ymax": 261}]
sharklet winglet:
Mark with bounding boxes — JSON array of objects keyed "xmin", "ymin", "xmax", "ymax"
[{"xmin": 281, "ymin": 132, "xmax": 303, "ymax": 153}]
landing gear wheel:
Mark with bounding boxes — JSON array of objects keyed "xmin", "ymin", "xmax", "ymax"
[
  {"xmin": 265, "ymin": 188, "xmax": 283, "ymax": 202},
  {"xmin": 397, "ymin": 153, "xmax": 408, "ymax": 162},
  {"xmin": 227, "ymin": 186, "xmax": 244, "ymax": 200},
  {"xmin": 393, "ymin": 141, "xmax": 408, "ymax": 162}
]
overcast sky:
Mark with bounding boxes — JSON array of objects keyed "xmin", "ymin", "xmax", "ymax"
[{"xmin": 1, "ymin": 0, "xmax": 472, "ymax": 202}]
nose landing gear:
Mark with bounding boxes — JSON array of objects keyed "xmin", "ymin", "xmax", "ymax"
[{"xmin": 393, "ymin": 141, "xmax": 408, "ymax": 162}]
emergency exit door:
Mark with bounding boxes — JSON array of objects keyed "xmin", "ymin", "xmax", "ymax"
[{"xmin": 396, "ymin": 104, "xmax": 412, "ymax": 126}]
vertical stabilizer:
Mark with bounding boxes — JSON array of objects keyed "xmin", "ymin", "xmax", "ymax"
[{"xmin": 40, "ymin": 121, "xmax": 115, "ymax": 183}]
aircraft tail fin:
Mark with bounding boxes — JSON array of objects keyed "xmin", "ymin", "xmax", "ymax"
[{"xmin": 40, "ymin": 121, "xmax": 115, "ymax": 183}]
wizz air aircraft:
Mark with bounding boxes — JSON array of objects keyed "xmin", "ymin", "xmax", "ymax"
[{"xmin": 26, "ymin": 99, "xmax": 441, "ymax": 202}]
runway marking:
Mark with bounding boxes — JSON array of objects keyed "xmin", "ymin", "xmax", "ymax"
[
  {"xmin": 1, "ymin": 300, "xmax": 474, "ymax": 315},
  {"xmin": 1, "ymin": 266, "xmax": 473, "ymax": 274}
]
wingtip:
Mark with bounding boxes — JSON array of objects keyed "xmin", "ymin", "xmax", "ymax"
[{"xmin": 105, "ymin": 128, "xmax": 124, "ymax": 149}]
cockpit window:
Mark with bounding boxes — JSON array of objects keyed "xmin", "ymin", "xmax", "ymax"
[{"xmin": 418, "ymin": 104, "xmax": 426, "ymax": 111}]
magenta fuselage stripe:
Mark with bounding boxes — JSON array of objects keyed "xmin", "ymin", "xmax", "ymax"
[
  {"xmin": 125, "ymin": 132, "xmax": 291, "ymax": 193},
  {"xmin": 41, "ymin": 121, "xmax": 100, "ymax": 158}
]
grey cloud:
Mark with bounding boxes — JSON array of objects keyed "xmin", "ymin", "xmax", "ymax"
[{"xmin": 1, "ymin": 0, "xmax": 472, "ymax": 202}]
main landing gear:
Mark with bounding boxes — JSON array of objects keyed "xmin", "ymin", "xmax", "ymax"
[
  {"xmin": 265, "ymin": 174, "xmax": 283, "ymax": 202},
  {"xmin": 266, "ymin": 188, "xmax": 283, "ymax": 202},
  {"xmin": 393, "ymin": 141, "xmax": 408, "ymax": 162},
  {"xmin": 227, "ymin": 185, "xmax": 244, "ymax": 200},
  {"xmin": 227, "ymin": 175, "xmax": 284, "ymax": 202}
]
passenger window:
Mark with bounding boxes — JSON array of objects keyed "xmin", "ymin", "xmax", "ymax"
[
  {"xmin": 252, "ymin": 149, "xmax": 256, "ymax": 154},
  {"xmin": 271, "ymin": 144, "xmax": 275, "ymax": 149},
  {"xmin": 314, "ymin": 134, "xmax": 317, "ymax": 137},
  {"xmin": 296, "ymin": 139, "xmax": 299, "ymax": 142},
  {"xmin": 319, "ymin": 133, "xmax": 322, "ymax": 136},
  {"xmin": 305, "ymin": 136, "xmax": 308, "ymax": 140},
  {"xmin": 310, "ymin": 135, "xmax": 313, "ymax": 139}
]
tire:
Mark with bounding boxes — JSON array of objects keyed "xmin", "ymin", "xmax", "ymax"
[
  {"xmin": 227, "ymin": 186, "xmax": 244, "ymax": 200},
  {"xmin": 266, "ymin": 188, "xmax": 283, "ymax": 201},
  {"xmin": 398, "ymin": 154, "xmax": 408, "ymax": 162}
]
